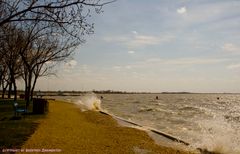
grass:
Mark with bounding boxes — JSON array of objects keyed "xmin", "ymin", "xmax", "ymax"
[
  {"xmin": 19, "ymin": 100, "xmax": 196, "ymax": 154},
  {"xmin": 0, "ymin": 99, "xmax": 45, "ymax": 151}
]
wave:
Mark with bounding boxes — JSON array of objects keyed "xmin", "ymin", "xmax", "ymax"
[
  {"xmin": 132, "ymin": 101, "xmax": 141, "ymax": 104},
  {"xmin": 191, "ymin": 116, "xmax": 240, "ymax": 154},
  {"xmin": 73, "ymin": 92, "xmax": 102, "ymax": 111},
  {"xmin": 138, "ymin": 107, "xmax": 154, "ymax": 112},
  {"xmin": 179, "ymin": 106, "xmax": 200, "ymax": 111},
  {"xmin": 224, "ymin": 115, "xmax": 240, "ymax": 123}
]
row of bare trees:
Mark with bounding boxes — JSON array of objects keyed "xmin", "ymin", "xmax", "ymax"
[{"xmin": 0, "ymin": 0, "xmax": 114, "ymax": 108}]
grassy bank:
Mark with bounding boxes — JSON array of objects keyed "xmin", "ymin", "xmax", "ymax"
[
  {"xmin": 0, "ymin": 99, "xmax": 44, "ymax": 151},
  {"xmin": 17, "ymin": 100, "xmax": 195, "ymax": 154}
]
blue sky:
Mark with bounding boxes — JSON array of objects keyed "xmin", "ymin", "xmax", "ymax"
[{"xmin": 36, "ymin": 0, "xmax": 240, "ymax": 92}]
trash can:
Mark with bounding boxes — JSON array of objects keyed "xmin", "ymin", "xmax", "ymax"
[{"xmin": 33, "ymin": 98, "xmax": 48, "ymax": 114}]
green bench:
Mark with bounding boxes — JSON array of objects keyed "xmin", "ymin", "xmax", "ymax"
[{"xmin": 13, "ymin": 102, "xmax": 27, "ymax": 117}]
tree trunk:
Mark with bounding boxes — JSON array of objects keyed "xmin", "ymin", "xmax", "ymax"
[
  {"xmin": 12, "ymin": 78, "xmax": 17, "ymax": 101},
  {"xmin": 30, "ymin": 88, "xmax": 34, "ymax": 100},
  {"xmin": 2, "ymin": 88, "xmax": 4, "ymax": 99},
  {"xmin": 26, "ymin": 85, "xmax": 30, "ymax": 108},
  {"xmin": 1, "ymin": 81, "xmax": 4, "ymax": 99},
  {"xmin": 30, "ymin": 75, "xmax": 38, "ymax": 100},
  {"xmin": 1, "ymin": 81, "xmax": 8, "ymax": 99},
  {"xmin": 8, "ymin": 82, "xmax": 12, "ymax": 99},
  {"xmin": 2, "ymin": 88, "xmax": 6, "ymax": 99},
  {"xmin": 9, "ymin": 71, "xmax": 17, "ymax": 101},
  {"xmin": 24, "ymin": 77, "xmax": 28, "ymax": 101},
  {"xmin": 2, "ymin": 85, "xmax": 6, "ymax": 99},
  {"xmin": 26, "ymin": 72, "xmax": 32, "ymax": 108}
]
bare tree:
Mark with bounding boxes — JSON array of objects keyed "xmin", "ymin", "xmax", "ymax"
[
  {"xmin": 0, "ymin": 24, "xmax": 23, "ymax": 101},
  {"xmin": 0, "ymin": 0, "xmax": 115, "ymax": 107},
  {"xmin": 0, "ymin": 21, "xmax": 74, "ymax": 106},
  {"xmin": 0, "ymin": 0, "xmax": 115, "ymax": 38},
  {"xmin": 31, "ymin": 62, "xmax": 56, "ymax": 100},
  {"xmin": 17, "ymin": 19, "xmax": 80, "ymax": 107}
]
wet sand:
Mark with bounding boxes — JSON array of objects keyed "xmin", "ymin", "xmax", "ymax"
[{"xmin": 19, "ymin": 100, "xmax": 196, "ymax": 154}]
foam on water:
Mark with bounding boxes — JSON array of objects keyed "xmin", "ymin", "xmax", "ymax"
[
  {"xmin": 74, "ymin": 93, "xmax": 102, "ymax": 111},
  {"xmin": 192, "ymin": 116, "xmax": 240, "ymax": 154}
]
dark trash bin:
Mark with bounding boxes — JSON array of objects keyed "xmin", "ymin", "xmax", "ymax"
[{"xmin": 33, "ymin": 98, "xmax": 49, "ymax": 114}]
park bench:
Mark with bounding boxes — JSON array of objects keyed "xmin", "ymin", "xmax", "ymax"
[{"xmin": 13, "ymin": 102, "xmax": 27, "ymax": 117}]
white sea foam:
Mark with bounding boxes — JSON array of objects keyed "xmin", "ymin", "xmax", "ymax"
[
  {"xmin": 74, "ymin": 93, "xmax": 102, "ymax": 111},
  {"xmin": 192, "ymin": 116, "xmax": 240, "ymax": 154}
]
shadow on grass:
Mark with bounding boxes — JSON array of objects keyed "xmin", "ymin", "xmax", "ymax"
[{"xmin": 0, "ymin": 99, "xmax": 45, "ymax": 152}]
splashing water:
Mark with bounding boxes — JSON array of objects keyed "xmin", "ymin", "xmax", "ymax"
[
  {"xmin": 74, "ymin": 93, "xmax": 102, "ymax": 111},
  {"xmin": 192, "ymin": 116, "xmax": 240, "ymax": 154}
]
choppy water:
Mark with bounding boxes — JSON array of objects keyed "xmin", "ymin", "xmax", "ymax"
[{"xmin": 55, "ymin": 93, "xmax": 240, "ymax": 154}]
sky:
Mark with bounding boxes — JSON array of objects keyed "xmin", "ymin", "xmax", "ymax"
[{"xmin": 35, "ymin": 0, "xmax": 240, "ymax": 93}]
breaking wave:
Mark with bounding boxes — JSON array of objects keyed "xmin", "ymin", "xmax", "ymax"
[
  {"xmin": 74, "ymin": 93, "xmax": 102, "ymax": 111},
  {"xmin": 191, "ymin": 116, "xmax": 240, "ymax": 154}
]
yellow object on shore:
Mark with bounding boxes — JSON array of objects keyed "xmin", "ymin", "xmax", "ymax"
[{"xmin": 19, "ymin": 100, "xmax": 195, "ymax": 154}]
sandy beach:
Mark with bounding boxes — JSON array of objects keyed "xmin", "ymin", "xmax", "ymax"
[{"xmin": 16, "ymin": 100, "xmax": 197, "ymax": 154}]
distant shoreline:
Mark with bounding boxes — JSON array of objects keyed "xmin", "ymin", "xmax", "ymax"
[{"xmin": 1, "ymin": 90, "xmax": 240, "ymax": 98}]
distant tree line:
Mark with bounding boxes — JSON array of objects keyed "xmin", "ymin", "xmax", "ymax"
[
  {"xmin": 92, "ymin": 90, "xmax": 152, "ymax": 94},
  {"xmin": 0, "ymin": 0, "xmax": 114, "ymax": 108}
]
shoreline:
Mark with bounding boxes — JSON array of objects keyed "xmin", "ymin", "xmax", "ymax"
[
  {"xmin": 99, "ymin": 110, "xmax": 190, "ymax": 145},
  {"xmin": 19, "ymin": 100, "xmax": 196, "ymax": 154}
]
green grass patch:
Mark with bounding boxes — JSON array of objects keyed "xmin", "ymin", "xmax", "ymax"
[{"xmin": 0, "ymin": 99, "xmax": 45, "ymax": 151}]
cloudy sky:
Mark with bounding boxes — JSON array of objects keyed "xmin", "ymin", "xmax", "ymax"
[{"xmin": 36, "ymin": 0, "xmax": 240, "ymax": 92}]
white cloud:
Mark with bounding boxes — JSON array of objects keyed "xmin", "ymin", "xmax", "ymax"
[
  {"xmin": 227, "ymin": 64, "xmax": 240, "ymax": 70},
  {"xmin": 103, "ymin": 36, "xmax": 128, "ymax": 43},
  {"xmin": 129, "ymin": 35, "xmax": 161, "ymax": 46},
  {"xmin": 177, "ymin": 7, "xmax": 187, "ymax": 14},
  {"xmin": 128, "ymin": 50, "xmax": 135, "ymax": 54},
  {"xmin": 113, "ymin": 65, "xmax": 132, "ymax": 70},
  {"xmin": 80, "ymin": 65, "xmax": 89, "ymax": 72},
  {"xmin": 125, "ymin": 65, "xmax": 132, "ymax": 69},
  {"xmin": 222, "ymin": 43, "xmax": 240, "ymax": 53},
  {"xmin": 103, "ymin": 33, "xmax": 175, "ymax": 48},
  {"xmin": 132, "ymin": 31, "xmax": 138, "ymax": 35},
  {"xmin": 113, "ymin": 66, "xmax": 122, "ymax": 71},
  {"xmin": 162, "ymin": 58, "xmax": 227, "ymax": 65},
  {"xmin": 128, "ymin": 34, "xmax": 175, "ymax": 47},
  {"xmin": 146, "ymin": 57, "xmax": 227, "ymax": 65},
  {"xmin": 172, "ymin": 2, "xmax": 240, "ymax": 28},
  {"xmin": 64, "ymin": 60, "xmax": 77, "ymax": 69},
  {"xmin": 125, "ymin": 57, "xmax": 228, "ymax": 70}
]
